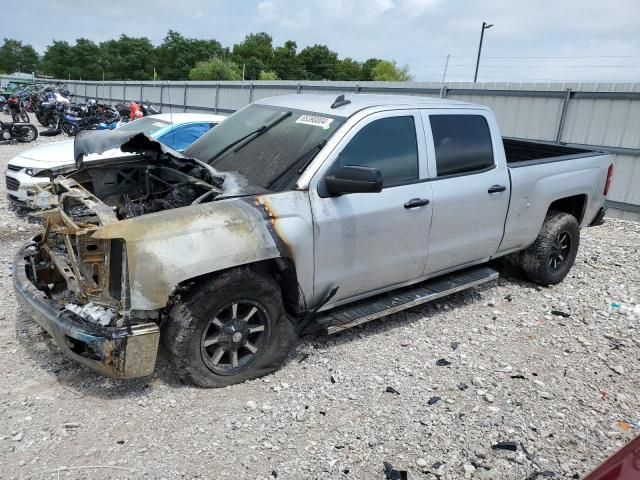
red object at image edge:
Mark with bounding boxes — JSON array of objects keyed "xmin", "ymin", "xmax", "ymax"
[{"xmin": 584, "ymin": 435, "xmax": 640, "ymax": 480}]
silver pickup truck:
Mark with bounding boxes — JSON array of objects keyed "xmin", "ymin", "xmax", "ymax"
[{"xmin": 13, "ymin": 94, "xmax": 613, "ymax": 387}]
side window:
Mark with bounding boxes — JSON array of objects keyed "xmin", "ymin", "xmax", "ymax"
[
  {"xmin": 336, "ymin": 116, "xmax": 419, "ymax": 187},
  {"xmin": 430, "ymin": 115, "xmax": 494, "ymax": 177},
  {"xmin": 159, "ymin": 123, "xmax": 211, "ymax": 152}
]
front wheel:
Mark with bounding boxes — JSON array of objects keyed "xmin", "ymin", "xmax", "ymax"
[
  {"xmin": 162, "ymin": 268, "xmax": 296, "ymax": 388},
  {"xmin": 517, "ymin": 211, "xmax": 580, "ymax": 285}
]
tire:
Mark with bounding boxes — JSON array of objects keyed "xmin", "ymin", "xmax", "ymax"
[
  {"xmin": 62, "ymin": 122, "xmax": 78, "ymax": 136},
  {"xmin": 36, "ymin": 112, "xmax": 48, "ymax": 127},
  {"xmin": 518, "ymin": 211, "xmax": 580, "ymax": 285},
  {"xmin": 19, "ymin": 111, "xmax": 29, "ymax": 123},
  {"xmin": 15, "ymin": 125, "xmax": 38, "ymax": 143},
  {"xmin": 162, "ymin": 268, "xmax": 296, "ymax": 388}
]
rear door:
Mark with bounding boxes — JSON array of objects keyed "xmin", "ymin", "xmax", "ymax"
[
  {"xmin": 310, "ymin": 110, "xmax": 433, "ymax": 306},
  {"xmin": 421, "ymin": 110, "xmax": 510, "ymax": 275}
]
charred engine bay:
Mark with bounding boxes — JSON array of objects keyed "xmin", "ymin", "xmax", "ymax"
[{"xmin": 65, "ymin": 158, "xmax": 224, "ymax": 220}]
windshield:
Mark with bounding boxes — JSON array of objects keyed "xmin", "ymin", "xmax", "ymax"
[
  {"xmin": 117, "ymin": 117, "xmax": 171, "ymax": 136},
  {"xmin": 185, "ymin": 104, "xmax": 345, "ymax": 191}
]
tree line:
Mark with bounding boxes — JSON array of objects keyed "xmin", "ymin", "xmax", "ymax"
[{"xmin": 0, "ymin": 31, "xmax": 412, "ymax": 82}]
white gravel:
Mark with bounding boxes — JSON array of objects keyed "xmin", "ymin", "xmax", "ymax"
[{"xmin": 1, "ymin": 115, "xmax": 639, "ymax": 479}]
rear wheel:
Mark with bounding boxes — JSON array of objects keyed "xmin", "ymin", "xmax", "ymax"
[
  {"xmin": 61, "ymin": 122, "xmax": 78, "ymax": 136},
  {"xmin": 517, "ymin": 211, "xmax": 580, "ymax": 285},
  {"xmin": 162, "ymin": 268, "xmax": 296, "ymax": 388},
  {"xmin": 15, "ymin": 124, "xmax": 38, "ymax": 143}
]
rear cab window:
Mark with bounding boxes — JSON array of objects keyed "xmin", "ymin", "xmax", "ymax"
[{"xmin": 428, "ymin": 114, "xmax": 494, "ymax": 177}]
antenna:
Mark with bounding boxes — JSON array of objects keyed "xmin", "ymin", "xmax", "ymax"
[{"xmin": 331, "ymin": 94, "xmax": 351, "ymax": 109}]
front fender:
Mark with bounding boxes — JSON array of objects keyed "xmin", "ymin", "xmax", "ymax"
[{"xmin": 92, "ymin": 197, "xmax": 285, "ymax": 310}]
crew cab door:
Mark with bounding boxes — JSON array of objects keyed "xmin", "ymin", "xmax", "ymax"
[
  {"xmin": 420, "ymin": 110, "xmax": 510, "ymax": 275},
  {"xmin": 309, "ymin": 111, "xmax": 433, "ymax": 307}
]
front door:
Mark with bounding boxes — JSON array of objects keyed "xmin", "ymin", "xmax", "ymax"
[{"xmin": 310, "ymin": 111, "xmax": 433, "ymax": 308}]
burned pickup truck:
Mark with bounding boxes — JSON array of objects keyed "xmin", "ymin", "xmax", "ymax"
[{"xmin": 14, "ymin": 94, "xmax": 612, "ymax": 387}]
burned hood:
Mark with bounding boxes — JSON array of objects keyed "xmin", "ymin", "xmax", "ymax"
[
  {"xmin": 73, "ymin": 130, "xmax": 184, "ymax": 169},
  {"xmin": 72, "ymin": 130, "xmax": 265, "ymax": 198}
]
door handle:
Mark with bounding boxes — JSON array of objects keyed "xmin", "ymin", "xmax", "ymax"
[
  {"xmin": 488, "ymin": 184, "xmax": 507, "ymax": 194},
  {"xmin": 404, "ymin": 198, "xmax": 430, "ymax": 209}
]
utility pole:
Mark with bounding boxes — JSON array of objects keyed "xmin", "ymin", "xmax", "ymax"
[{"xmin": 474, "ymin": 21, "xmax": 494, "ymax": 83}]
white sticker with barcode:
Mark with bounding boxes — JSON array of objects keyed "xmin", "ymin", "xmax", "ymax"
[{"xmin": 296, "ymin": 115, "xmax": 334, "ymax": 128}]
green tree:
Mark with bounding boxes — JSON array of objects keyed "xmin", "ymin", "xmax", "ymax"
[
  {"xmin": 371, "ymin": 60, "xmax": 412, "ymax": 81},
  {"xmin": 156, "ymin": 30, "xmax": 225, "ymax": 80},
  {"xmin": 272, "ymin": 40, "xmax": 307, "ymax": 80},
  {"xmin": 361, "ymin": 58, "xmax": 382, "ymax": 81},
  {"xmin": 336, "ymin": 58, "xmax": 362, "ymax": 81},
  {"xmin": 258, "ymin": 70, "xmax": 278, "ymax": 80},
  {"xmin": 232, "ymin": 32, "xmax": 274, "ymax": 80},
  {"xmin": 100, "ymin": 35, "xmax": 155, "ymax": 80},
  {"xmin": 297, "ymin": 44, "xmax": 339, "ymax": 80},
  {"xmin": 67, "ymin": 38, "xmax": 102, "ymax": 80},
  {"xmin": 0, "ymin": 39, "xmax": 39, "ymax": 74},
  {"xmin": 41, "ymin": 40, "xmax": 74, "ymax": 78},
  {"xmin": 188, "ymin": 57, "xmax": 242, "ymax": 81}
]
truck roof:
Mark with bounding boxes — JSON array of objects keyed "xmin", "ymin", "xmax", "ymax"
[{"xmin": 254, "ymin": 93, "xmax": 475, "ymax": 117}]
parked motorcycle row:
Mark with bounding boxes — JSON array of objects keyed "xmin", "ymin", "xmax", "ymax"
[
  {"xmin": 1, "ymin": 80, "xmax": 161, "ymax": 143},
  {"xmin": 0, "ymin": 81, "xmax": 45, "ymax": 144}
]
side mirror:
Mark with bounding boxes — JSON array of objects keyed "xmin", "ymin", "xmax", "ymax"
[{"xmin": 325, "ymin": 165, "xmax": 383, "ymax": 196}]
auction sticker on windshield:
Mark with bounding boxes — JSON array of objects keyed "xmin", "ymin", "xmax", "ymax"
[{"xmin": 296, "ymin": 115, "xmax": 334, "ymax": 129}]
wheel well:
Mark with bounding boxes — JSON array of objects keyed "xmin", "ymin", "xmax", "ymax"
[
  {"xmin": 548, "ymin": 194, "xmax": 587, "ymax": 223},
  {"xmin": 172, "ymin": 259, "xmax": 305, "ymax": 319}
]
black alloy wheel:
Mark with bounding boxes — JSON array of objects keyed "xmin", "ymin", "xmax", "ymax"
[{"xmin": 200, "ymin": 300, "xmax": 270, "ymax": 375}]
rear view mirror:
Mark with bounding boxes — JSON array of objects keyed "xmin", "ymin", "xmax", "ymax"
[{"xmin": 325, "ymin": 165, "xmax": 383, "ymax": 196}]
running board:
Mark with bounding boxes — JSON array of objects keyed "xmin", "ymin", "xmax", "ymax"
[{"xmin": 315, "ymin": 266, "xmax": 499, "ymax": 335}]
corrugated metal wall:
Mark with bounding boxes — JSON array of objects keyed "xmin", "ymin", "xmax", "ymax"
[{"xmin": 2, "ymin": 77, "xmax": 638, "ymax": 216}]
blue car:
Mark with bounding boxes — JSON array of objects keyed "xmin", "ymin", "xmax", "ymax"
[{"xmin": 117, "ymin": 113, "xmax": 226, "ymax": 152}]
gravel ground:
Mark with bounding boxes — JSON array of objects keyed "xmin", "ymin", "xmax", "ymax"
[{"xmin": 1, "ymin": 116, "xmax": 639, "ymax": 480}]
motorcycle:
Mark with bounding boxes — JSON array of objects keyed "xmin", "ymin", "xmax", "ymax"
[
  {"xmin": 60, "ymin": 101, "xmax": 120, "ymax": 136},
  {"xmin": 140, "ymin": 100, "xmax": 161, "ymax": 116},
  {"xmin": 34, "ymin": 91, "xmax": 71, "ymax": 127},
  {"xmin": 0, "ymin": 120, "xmax": 38, "ymax": 143},
  {"xmin": 116, "ymin": 100, "xmax": 161, "ymax": 123},
  {"xmin": 7, "ymin": 95, "xmax": 30, "ymax": 123}
]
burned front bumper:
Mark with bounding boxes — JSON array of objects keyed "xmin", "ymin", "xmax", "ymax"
[{"xmin": 13, "ymin": 241, "xmax": 160, "ymax": 379}]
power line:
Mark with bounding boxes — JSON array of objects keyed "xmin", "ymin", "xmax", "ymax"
[{"xmin": 410, "ymin": 64, "xmax": 640, "ymax": 69}]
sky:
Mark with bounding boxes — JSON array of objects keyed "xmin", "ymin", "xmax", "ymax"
[{"xmin": 7, "ymin": 0, "xmax": 640, "ymax": 83}]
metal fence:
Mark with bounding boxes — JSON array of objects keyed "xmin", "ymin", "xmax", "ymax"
[{"xmin": 2, "ymin": 76, "xmax": 639, "ymax": 219}]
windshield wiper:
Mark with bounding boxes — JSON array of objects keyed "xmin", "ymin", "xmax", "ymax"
[
  {"xmin": 207, "ymin": 111, "xmax": 292, "ymax": 164},
  {"xmin": 266, "ymin": 138, "xmax": 328, "ymax": 191},
  {"xmin": 295, "ymin": 138, "xmax": 328, "ymax": 174},
  {"xmin": 232, "ymin": 110, "xmax": 292, "ymax": 153},
  {"xmin": 206, "ymin": 127, "xmax": 265, "ymax": 163}
]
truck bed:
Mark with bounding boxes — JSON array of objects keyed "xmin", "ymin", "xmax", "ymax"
[{"xmin": 503, "ymin": 138, "xmax": 603, "ymax": 167}]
